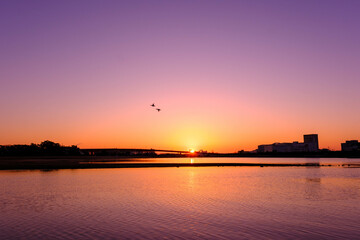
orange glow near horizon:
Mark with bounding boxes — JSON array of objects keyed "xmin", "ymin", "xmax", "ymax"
[{"xmin": 0, "ymin": 90, "xmax": 359, "ymax": 152}]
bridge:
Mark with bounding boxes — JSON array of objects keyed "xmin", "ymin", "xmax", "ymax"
[{"xmin": 81, "ymin": 148, "xmax": 190, "ymax": 155}]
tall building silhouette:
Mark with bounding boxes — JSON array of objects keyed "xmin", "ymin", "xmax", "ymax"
[
  {"xmin": 303, "ymin": 134, "xmax": 319, "ymax": 152},
  {"xmin": 258, "ymin": 134, "xmax": 319, "ymax": 153}
]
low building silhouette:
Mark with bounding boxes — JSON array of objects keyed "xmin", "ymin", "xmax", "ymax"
[
  {"xmin": 341, "ymin": 140, "xmax": 360, "ymax": 152},
  {"xmin": 258, "ymin": 134, "xmax": 319, "ymax": 153}
]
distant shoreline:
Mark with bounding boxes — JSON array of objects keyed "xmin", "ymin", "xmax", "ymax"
[
  {"xmin": 0, "ymin": 156, "xmax": 359, "ymax": 170},
  {"xmin": 2, "ymin": 140, "xmax": 360, "ymax": 159}
]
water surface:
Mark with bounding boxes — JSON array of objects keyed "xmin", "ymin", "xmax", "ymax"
[
  {"xmin": 88, "ymin": 157, "xmax": 360, "ymax": 165},
  {"xmin": 1, "ymin": 165, "xmax": 359, "ymax": 239}
]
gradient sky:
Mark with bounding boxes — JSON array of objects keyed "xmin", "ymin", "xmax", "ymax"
[{"xmin": 1, "ymin": 0, "xmax": 360, "ymax": 152}]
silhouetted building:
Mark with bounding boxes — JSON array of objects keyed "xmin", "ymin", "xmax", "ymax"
[
  {"xmin": 257, "ymin": 134, "xmax": 319, "ymax": 153},
  {"xmin": 341, "ymin": 140, "xmax": 360, "ymax": 152},
  {"xmin": 303, "ymin": 134, "xmax": 319, "ymax": 151}
]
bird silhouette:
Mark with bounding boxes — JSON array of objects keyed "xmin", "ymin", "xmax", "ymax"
[
  {"xmin": 156, "ymin": 108, "xmax": 161, "ymax": 112},
  {"xmin": 151, "ymin": 103, "xmax": 155, "ymax": 107}
]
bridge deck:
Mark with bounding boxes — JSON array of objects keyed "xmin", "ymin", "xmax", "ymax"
[{"xmin": 81, "ymin": 148, "xmax": 190, "ymax": 154}]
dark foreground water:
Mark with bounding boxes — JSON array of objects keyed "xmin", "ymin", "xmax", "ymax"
[{"xmin": 1, "ymin": 161, "xmax": 359, "ymax": 239}]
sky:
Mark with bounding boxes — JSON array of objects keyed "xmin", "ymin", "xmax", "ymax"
[{"xmin": 1, "ymin": 0, "xmax": 360, "ymax": 152}]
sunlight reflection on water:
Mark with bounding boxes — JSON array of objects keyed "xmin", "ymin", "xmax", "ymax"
[
  {"xmin": 85, "ymin": 157, "xmax": 360, "ymax": 166},
  {"xmin": 0, "ymin": 166, "xmax": 359, "ymax": 239}
]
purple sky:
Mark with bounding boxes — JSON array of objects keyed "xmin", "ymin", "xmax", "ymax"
[{"xmin": 1, "ymin": 0, "xmax": 360, "ymax": 151}]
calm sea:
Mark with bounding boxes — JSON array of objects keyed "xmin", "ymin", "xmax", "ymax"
[
  {"xmin": 94, "ymin": 157, "xmax": 360, "ymax": 165},
  {"xmin": 1, "ymin": 158, "xmax": 359, "ymax": 239}
]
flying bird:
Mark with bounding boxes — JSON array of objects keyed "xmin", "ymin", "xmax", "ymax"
[
  {"xmin": 156, "ymin": 108, "xmax": 161, "ymax": 112},
  {"xmin": 151, "ymin": 103, "xmax": 155, "ymax": 107}
]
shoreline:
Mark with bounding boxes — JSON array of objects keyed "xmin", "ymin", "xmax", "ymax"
[
  {"xmin": 1, "ymin": 156, "xmax": 359, "ymax": 170},
  {"xmin": 1, "ymin": 162, "xmax": 359, "ymax": 171}
]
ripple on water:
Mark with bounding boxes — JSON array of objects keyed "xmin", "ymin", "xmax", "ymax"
[{"xmin": 0, "ymin": 167, "xmax": 359, "ymax": 239}]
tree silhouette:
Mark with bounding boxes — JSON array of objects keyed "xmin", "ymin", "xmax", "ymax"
[{"xmin": 0, "ymin": 141, "xmax": 80, "ymax": 156}]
